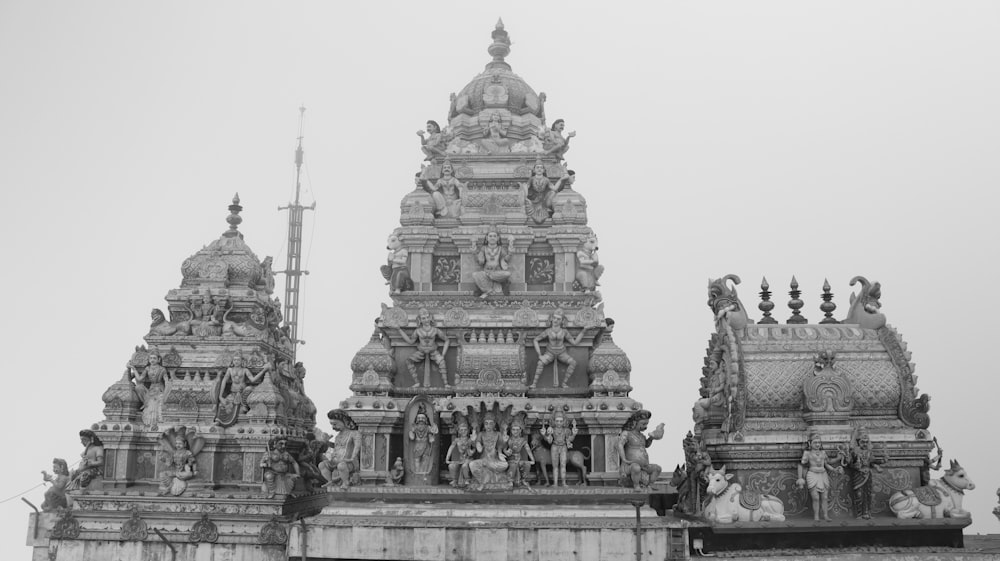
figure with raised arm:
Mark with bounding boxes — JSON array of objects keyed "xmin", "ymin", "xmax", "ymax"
[
  {"xmin": 416, "ymin": 120, "xmax": 449, "ymax": 160},
  {"xmin": 397, "ymin": 308, "xmax": 451, "ymax": 388},
  {"xmin": 468, "ymin": 413, "xmax": 509, "ymax": 488},
  {"xmin": 544, "ymin": 413, "xmax": 578, "ymax": 487},
  {"xmin": 538, "ymin": 118, "xmax": 576, "ymax": 160},
  {"xmin": 479, "ymin": 112, "xmax": 511, "ymax": 154},
  {"xmin": 129, "ymin": 348, "xmax": 168, "ymax": 427},
  {"xmin": 421, "ymin": 158, "xmax": 465, "ymax": 218},
  {"xmin": 214, "ymin": 352, "xmax": 264, "ymax": 426},
  {"xmin": 617, "ymin": 410, "xmax": 665, "ymax": 489},
  {"xmin": 68, "ymin": 430, "xmax": 104, "ymax": 490},
  {"xmin": 40, "ymin": 458, "xmax": 70, "ymax": 511},
  {"xmin": 838, "ymin": 427, "xmax": 887, "ymax": 519},
  {"xmin": 504, "ymin": 415, "xmax": 535, "ymax": 489},
  {"xmin": 531, "ymin": 308, "xmax": 587, "ymax": 388},
  {"xmin": 523, "ymin": 160, "xmax": 573, "ymax": 224},
  {"xmin": 260, "ymin": 437, "xmax": 299, "ymax": 498}
]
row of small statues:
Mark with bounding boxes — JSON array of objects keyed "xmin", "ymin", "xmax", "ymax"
[
  {"xmin": 417, "ymin": 116, "xmax": 575, "ymax": 160},
  {"xmin": 379, "ymin": 307, "xmax": 597, "ymax": 389},
  {"xmin": 671, "ymin": 429, "xmax": 975, "ymax": 523},
  {"xmin": 383, "ymin": 226, "xmax": 603, "ymax": 297},
  {"xmin": 147, "ymin": 294, "xmax": 287, "ymax": 343},
  {"xmin": 126, "ymin": 347, "xmax": 313, "ymax": 429}
]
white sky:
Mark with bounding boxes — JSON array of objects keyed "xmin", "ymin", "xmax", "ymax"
[{"xmin": 2, "ymin": 1, "xmax": 999, "ymax": 551}]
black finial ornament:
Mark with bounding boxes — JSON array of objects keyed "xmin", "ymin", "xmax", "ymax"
[
  {"xmin": 787, "ymin": 276, "xmax": 807, "ymax": 324},
  {"xmin": 758, "ymin": 276, "xmax": 777, "ymax": 324},
  {"xmin": 819, "ymin": 278, "xmax": 838, "ymax": 324},
  {"xmin": 224, "ymin": 193, "xmax": 243, "ymax": 239}
]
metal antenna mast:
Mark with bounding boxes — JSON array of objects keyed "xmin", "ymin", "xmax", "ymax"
[{"xmin": 278, "ymin": 106, "xmax": 315, "ymax": 360}]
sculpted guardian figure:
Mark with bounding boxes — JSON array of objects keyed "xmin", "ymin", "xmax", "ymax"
[
  {"xmin": 407, "ymin": 404, "xmax": 439, "ymax": 484},
  {"xmin": 796, "ymin": 432, "xmax": 843, "ymax": 521},
  {"xmin": 260, "ymin": 437, "xmax": 299, "ymax": 498},
  {"xmin": 538, "ymin": 118, "xmax": 575, "ymax": 160},
  {"xmin": 617, "ymin": 410, "xmax": 664, "ymax": 489},
  {"xmin": 504, "ymin": 415, "xmax": 535, "ymax": 489},
  {"xmin": 397, "ymin": 308, "xmax": 451, "ymax": 388},
  {"xmin": 417, "ymin": 120, "xmax": 449, "ymax": 160},
  {"xmin": 838, "ymin": 427, "xmax": 887, "ymax": 519},
  {"xmin": 380, "ymin": 232, "xmax": 413, "ymax": 294},
  {"xmin": 68, "ymin": 430, "xmax": 104, "ymax": 491},
  {"xmin": 321, "ymin": 409, "xmax": 361, "ymax": 490}
]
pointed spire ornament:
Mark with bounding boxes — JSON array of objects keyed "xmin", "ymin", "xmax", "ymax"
[
  {"xmin": 223, "ymin": 193, "xmax": 243, "ymax": 238},
  {"xmin": 819, "ymin": 278, "xmax": 838, "ymax": 324},
  {"xmin": 758, "ymin": 276, "xmax": 777, "ymax": 324},
  {"xmin": 486, "ymin": 19, "xmax": 511, "ymax": 71},
  {"xmin": 787, "ymin": 276, "xmax": 807, "ymax": 324}
]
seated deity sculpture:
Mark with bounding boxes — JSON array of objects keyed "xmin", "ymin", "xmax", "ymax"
[
  {"xmin": 320, "ymin": 409, "xmax": 361, "ymax": 490},
  {"xmin": 468, "ymin": 413, "xmax": 509, "ymax": 489},
  {"xmin": 260, "ymin": 437, "xmax": 299, "ymax": 498},
  {"xmin": 617, "ymin": 410, "xmax": 664, "ymax": 489},
  {"xmin": 472, "ymin": 228, "xmax": 513, "ymax": 298}
]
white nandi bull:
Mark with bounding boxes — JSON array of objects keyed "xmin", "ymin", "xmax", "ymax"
[
  {"xmin": 703, "ymin": 465, "xmax": 786, "ymax": 523},
  {"xmin": 889, "ymin": 460, "xmax": 975, "ymax": 519}
]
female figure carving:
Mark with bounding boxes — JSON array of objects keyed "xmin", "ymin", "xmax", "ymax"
[
  {"xmin": 130, "ymin": 349, "xmax": 168, "ymax": 427},
  {"xmin": 469, "ymin": 413, "xmax": 509, "ymax": 488}
]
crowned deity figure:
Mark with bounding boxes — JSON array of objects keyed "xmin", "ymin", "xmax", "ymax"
[
  {"xmin": 504, "ymin": 417, "xmax": 535, "ymax": 489},
  {"xmin": 544, "ymin": 413, "xmax": 579, "ymax": 487},
  {"xmin": 68, "ymin": 430, "xmax": 104, "ymax": 491},
  {"xmin": 129, "ymin": 348, "xmax": 168, "ymax": 427},
  {"xmin": 214, "ymin": 352, "xmax": 264, "ymax": 426},
  {"xmin": 421, "ymin": 159, "xmax": 464, "ymax": 218},
  {"xmin": 445, "ymin": 419, "xmax": 475, "ymax": 488},
  {"xmin": 469, "ymin": 413, "xmax": 509, "ymax": 489},
  {"xmin": 797, "ymin": 432, "xmax": 843, "ymax": 521},
  {"xmin": 417, "ymin": 119, "xmax": 449, "ymax": 160},
  {"xmin": 838, "ymin": 427, "xmax": 887, "ymax": 519},
  {"xmin": 260, "ymin": 437, "xmax": 299, "ymax": 498},
  {"xmin": 523, "ymin": 159, "xmax": 574, "ymax": 224},
  {"xmin": 472, "ymin": 228, "xmax": 514, "ymax": 298},
  {"xmin": 407, "ymin": 404, "xmax": 439, "ymax": 484},
  {"xmin": 537, "ymin": 118, "xmax": 575, "ymax": 159},
  {"xmin": 397, "ymin": 308, "xmax": 451, "ymax": 388},
  {"xmin": 478, "ymin": 112, "xmax": 511, "ymax": 154},
  {"xmin": 531, "ymin": 308, "xmax": 588, "ymax": 388}
]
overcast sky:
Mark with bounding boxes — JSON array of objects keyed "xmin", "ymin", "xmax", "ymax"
[{"xmin": 2, "ymin": 1, "xmax": 999, "ymax": 550}]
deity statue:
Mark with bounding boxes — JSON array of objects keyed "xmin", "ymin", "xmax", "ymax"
[
  {"xmin": 380, "ymin": 232, "xmax": 413, "ymax": 294},
  {"xmin": 522, "ymin": 160, "xmax": 573, "ymax": 224},
  {"xmin": 421, "ymin": 159, "xmax": 465, "ymax": 218},
  {"xmin": 531, "ymin": 308, "xmax": 588, "ymax": 388},
  {"xmin": 543, "ymin": 413, "xmax": 578, "ymax": 487},
  {"xmin": 40, "ymin": 458, "xmax": 70, "ymax": 512},
  {"xmin": 837, "ymin": 427, "xmax": 887, "ymax": 519},
  {"xmin": 397, "ymin": 308, "xmax": 451, "ymax": 388},
  {"xmin": 213, "ymin": 352, "xmax": 265, "ymax": 426},
  {"xmin": 417, "ymin": 120, "xmax": 449, "ymax": 161},
  {"xmin": 389, "ymin": 457, "xmax": 405, "ymax": 486},
  {"xmin": 796, "ymin": 432, "xmax": 843, "ymax": 521},
  {"xmin": 468, "ymin": 413, "xmax": 509, "ymax": 489},
  {"xmin": 575, "ymin": 234, "xmax": 604, "ymax": 292},
  {"xmin": 617, "ymin": 410, "xmax": 665, "ymax": 489},
  {"xmin": 675, "ymin": 432, "xmax": 713, "ymax": 515},
  {"xmin": 407, "ymin": 403, "xmax": 439, "ymax": 485},
  {"xmin": 920, "ymin": 437, "xmax": 944, "ymax": 487},
  {"xmin": 296, "ymin": 435, "xmax": 329, "ymax": 492},
  {"xmin": 478, "ymin": 112, "xmax": 511, "ymax": 154},
  {"xmin": 259, "ymin": 256, "xmax": 276, "ymax": 294},
  {"xmin": 68, "ymin": 430, "xmax": 104, "ymax": 491},
  {"xmin": 157, "ymin": 427, "xmax": 205, "ymax": 496},
  {"xmin": 537, "ymin": 118, "xmax": 576, "ymax": 160},
  {"xmin": 504, "ymin": 415, "xmax": 534, "ymax": 489},
  {"xmin": 445, "ymin": 417, "xmax": 475, "ymax": 488},
  {"xmin": 472, "ymin": 228, "xmax": 513, "ymax": 298},
  {"xmin": 320, "ymin": 409, "xmax": 361, "ymax": 490},
  {"xmin": 129, "ymin": 348, "xmax": 168, "ymax": 427},
  {"xmin": 260, "ymin": 437, "xmax": 299, "ymax": 498}
]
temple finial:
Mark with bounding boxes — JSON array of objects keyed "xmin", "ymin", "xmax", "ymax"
[
  {"xmin": 486, "ymin": 19, "xmax": 511, "ymax": 71},
  {"xmin": 224, "ymin": 193, "xmax": 243, "ymax": 238}
]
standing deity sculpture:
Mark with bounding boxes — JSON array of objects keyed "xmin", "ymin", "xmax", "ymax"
[
  {"xmin": 468, "ymin": 413, "xmax": 509, "ymax": 489},
  {"xmin": 504, "ymin": 414, "xmax": 535, "ymax": 489},
  {"xmin": 522, "ymin": 159, "xmax": 573, "ymax": 224},
  {"xmin": 213, "ymin": 352, "xmax": 265, "ymax": 426},
  {"xmin": 421, "ymin": 159, "xmax": 465, "ymax": 218},
  {"xmin": 837, "ymin": 427, "xmax": 887, "ymax": 519},
  {"xmin": 397, "ymin": 308, "xmax": 451, "ymax": 388},
  {"xmin": 129, "ymin": 348, "xmax": 168, "ymax": 427},
  {"xmin": 543, "ymin": 413, "xmax": 579, "ymax": 487},
  {"xmin": 796, "ymin": 432, "xmax": 843, "ymax": 521},
  {"xmin": 479, "ymin": 112, "xmax": 511, "ymax": 154},
  {"xmin": 531, "ymin": 309, "xmax": 588, "ymax": 388},
  {"xmin": 537, "ymin": 119, "xmax": 576, "ymax": 160},
  {"xmin": 320, "ymin": 409, "xmax": 362, "ymax": 490},
  {"xmin": 158, "ymin": 427, "xmax": 205, "ymax": 496},
  {"xmin": 417, "ymin": 120, "xmax": 450, "ymax": 160},
  {"xmin": 40, "ymin": 458, "xmax": 70, "ymax": 511},
  {"xmin": 575, "ymin": 234, "xmax": 604, "ymax": 292},
  {"xmin": 68, "ymin": 430, "xmax": 104, "ymax": 491},
  {"xmin": 445, "ymin": 416, "xmax": 475, "ymax": 488},
  {"xmin": 472, "ymin": 228, "xmax": 513, "ymax": 298},
  {"xmin": 617, "ymin": 410, "xmax": 664, "ymax": 489},
  {"xmin": 675, "ymin": 432, "xmax": 713, "ymax": 515},
  {"xmin": 380, "ymin": 232, "xmax": 413, "ymax": 294},
  {"xmin": 260, "ymin": 437, "xmax": 299, "ymax": 498},
  {"xmin": 406, "ymin": 403, "xmax": 439, "ymax": 485}
]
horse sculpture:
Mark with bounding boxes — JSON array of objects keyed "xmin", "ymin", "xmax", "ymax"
[
  {"xmin": 529, "ymin": 431, "xmax": 589, "ymax": 486},
  {"xmin": 703, "ymin": 465, "xmax": 785, "ymax": 523},
  {"xmin": 889, "ymin": 460, "xmax": 975, "ymax": 519}
]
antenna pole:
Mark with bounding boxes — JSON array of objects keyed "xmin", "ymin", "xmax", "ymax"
[{"xmin": 278, "ymin": 106, "xmax": 315, "ymax": 361}]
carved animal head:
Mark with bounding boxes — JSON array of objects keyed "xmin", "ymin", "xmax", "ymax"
[
  {"xmin": 705, "ymin": 465, "xmax": 735, "ymax": 497},
  {"xmin": 150, "ymin": 308, "xmax": 167, "ymax": 325},
  {"xmin": 580, "ymin": 234, "xmax": 599, "ymax": 253},
  {"xmin": 844, "ymin": 276, "xmax": 887, "ymax": 329},
  {"xmin": 670, "ymin": 464, "xmax": 686, "ymax": 487},
  {"xmin": 944, "ymin": 460, "xmax": 976, "ymax": 491},
  {"xmin": 386, "ymin": 233, "xmax": 403, "ymax": 251},
  {"xmin": 707, "ymin": 275, "xmax": 748, "ymax": 330}
]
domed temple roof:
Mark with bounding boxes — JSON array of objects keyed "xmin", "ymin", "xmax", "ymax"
[{"xmin": 180, "ymin": 194, "xmax": 264, "ymax": 289}]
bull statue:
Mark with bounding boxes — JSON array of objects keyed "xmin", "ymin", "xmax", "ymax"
[
  {"xmin": 703, "ymin": 465, "xmax": 786, "ymax": 523},
  {"xmin": 889, "ymin": 460, "xmax": 975, "ymax": 519}
]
